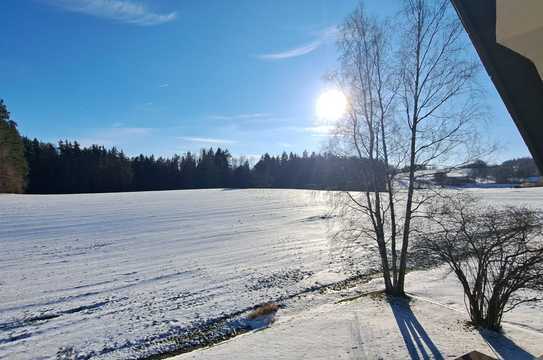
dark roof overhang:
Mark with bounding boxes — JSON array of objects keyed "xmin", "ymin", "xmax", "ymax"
[{"xmin": 450, "ymin": 0, "xmax": 543, "ymax": 170}]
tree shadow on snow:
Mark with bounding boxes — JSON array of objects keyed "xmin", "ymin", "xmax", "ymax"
[
  {"xmin": 389, "ymin": 298, "xmax": 444, "ymax": 360},
  {"xmin": 479, "ymin": 328, "xmax": 536, "ymax": 360}
]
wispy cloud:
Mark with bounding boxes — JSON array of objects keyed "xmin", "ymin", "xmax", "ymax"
[
  {"xmin": 116, "ymin": 127, "xmax": 153, "ymax": 135},
  {"xmin": 255, "ymin": 26, "xmax": 338, "ymax": 61},
  {"xmin": 159, "ymin": 83, "xmax": 169, "ymax": 88},
  {"xmin": 304, "ymin": 125, "xmax": 334, "ymax": 136},
  {"xmin": 178, "ymin": 136, "xmax": 237, "ymax": 145},
  {"xmin": 256, "ymin": 41, "xmax": 322, "ymax": 60},
  {"xmin": 46, "ymin": 0, "xmax": 177, "ymax": 26},
  {"xmin": 78, "ymin": 126, "xmax": 154, "ymax": 147},
  {"xmin": 208, "ymin": 113, "xmax": 271, "ymax": 121},
  {"xmin": 286, "ymin": 125, "xmax": 334, "ymax": 137},
  {"xmin": 208, "ymin": 113, "xmax": 293, "ymax": 132}
]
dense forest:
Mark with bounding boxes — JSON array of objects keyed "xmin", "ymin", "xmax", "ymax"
[
  {"xmin": 22, "ymin": 138, "xmax": 384, "ymax": 194},
  {"xmin": 0, "ymin": 99, "xmax": 540, "ymax": 194}
]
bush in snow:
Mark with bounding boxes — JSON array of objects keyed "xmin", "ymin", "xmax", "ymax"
[{"xmin": 416, "ymin": 194, "xmax": 543, "ymax": 330}]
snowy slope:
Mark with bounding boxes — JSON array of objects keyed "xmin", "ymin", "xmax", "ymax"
[{"xmin": 1, "ymin": 188, "xmax": 542, "ymax": 359}]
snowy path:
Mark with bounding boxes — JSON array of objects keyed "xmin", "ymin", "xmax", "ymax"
[{"xmin": 1, "ymin": 188, "xmax": 542, "ymax": 359}]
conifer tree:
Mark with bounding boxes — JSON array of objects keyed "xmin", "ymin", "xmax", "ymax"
[{"xmin": 0, "ymin": 99, "xmax": 27, "ymax": 193}]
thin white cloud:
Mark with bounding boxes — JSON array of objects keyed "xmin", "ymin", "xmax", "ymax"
[
  {"xmin": 256, "ymin": 40, "xmax": 322, "ymax": 60},
  {"xmin": 117, "ymin": 127, "xmax": 153, "ymax": 135},
  {"xmin": 255, "ymin": 25, "xmax": 339, "ymax": 61},
  {"xmin": 178, "ymin": 136, "xmax": 237, "ymax": 145},
  {"xmin": 304, "ymin": 125, "xmax": 334, "ymax": 136},
  {"xmin": 47, "ymin": 0, "xmax": 177, "ymax": 26},
  {"xmin": 159, "ymin": 83, "xmax": 169, "ymax": 88},
  {"xmin": 286, "ymin": 125, "xmax": 334, "ymax": 137},
  {"xmin": 208, "ymin": 113, "xmax": 294, "ymax": 132},
  {"xmin": 78, "ymin": 127, "xmax": 154, "ymax": 147},
  {"xmin": 318, "ymin": 25, "xmax": 340, "ymax": 39},
  {"xmin": 208, "ymin": 113, "xmax": 271, "ymax": 121}
]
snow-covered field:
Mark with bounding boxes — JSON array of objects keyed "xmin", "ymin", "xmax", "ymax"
[
  {"xmin": 0, "ymin": 189, "xmax": 340, "ymax": 359},
  {"xmin": 1, "ymin": 188, "xmax": 542, "ymax": 359}
]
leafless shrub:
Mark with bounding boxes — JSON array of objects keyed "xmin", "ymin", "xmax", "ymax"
[{"xmin": 415, "ymin": 194, "xmax": 543, "ymax": 330}]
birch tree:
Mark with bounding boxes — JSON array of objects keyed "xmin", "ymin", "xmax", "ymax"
[{"xmin": 330, "ymin": 0, "xmax": 481, "ymax": 296}]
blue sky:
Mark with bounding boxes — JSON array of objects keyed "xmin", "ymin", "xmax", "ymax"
[{"xmin": 0, "ymin": 0, "xmax": 531, "ymax": 162}]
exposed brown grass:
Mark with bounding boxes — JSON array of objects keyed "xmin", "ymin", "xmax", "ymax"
[
  {"xmin": 336, "ymin": 289, "xmax": 385, "ymax": 304},
  {"xmin": 247, "ymin": 303, "xmax": 279, "ymax": 320}
]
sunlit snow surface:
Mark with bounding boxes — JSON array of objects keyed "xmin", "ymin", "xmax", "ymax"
[{"xmin": 1, "ymin": 188, "xmax": 542, "ymax": 359}]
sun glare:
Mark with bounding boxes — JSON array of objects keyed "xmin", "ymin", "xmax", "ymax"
[{"xmin": 316, "ymin": 89, "xmax": 347, "ymax": 122}]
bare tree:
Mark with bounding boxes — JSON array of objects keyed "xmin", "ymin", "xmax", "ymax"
[
  {"xmin": 416, "ymin": 194, "xmax": 543, "ymax": 330},
  {"xmin": 329, "ymin": 0, "xmax": 481, "ymax": 296},
  {"xmin": 329, "ymin": 4, "xmax": 398, "ymax": 292}
]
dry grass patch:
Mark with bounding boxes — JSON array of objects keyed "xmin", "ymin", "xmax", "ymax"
[
  {"xmin": 247, "ymin": 303, "xmax": 279, "ymax": 320},
  {"xmin": 336, "ymin": 289, "xmax": 385, "ymax": 304}
]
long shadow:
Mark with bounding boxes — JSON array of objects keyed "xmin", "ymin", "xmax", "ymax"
[
  {"xmin": 479, "ymin": 328, "xmax": 536, "ymax": 360},
  {"xmin": 389, "ymin": 297, "xmax": 444, "ymax": 360}
]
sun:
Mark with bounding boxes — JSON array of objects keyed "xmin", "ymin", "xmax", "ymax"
[{"xmin": 316, "ymin": 89, "xmax": 347, "ymax": 122}]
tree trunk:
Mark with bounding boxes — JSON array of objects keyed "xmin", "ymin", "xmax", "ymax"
[{"xmin": 396, "ymin": 123, "xmax": 418, "ymax": 295}]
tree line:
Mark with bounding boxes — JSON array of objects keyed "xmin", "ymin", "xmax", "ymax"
[
  {"xmin": 0, "ymin": 98, "xmax": 384, "ymax": 194},
  {"xmin": 20, "ymin": 137, "xmax": 385, "ymax": 194},
  {"xmin": 0, "ymin": 98, "xmax": 539, "ymax": 194},
  {"xmin": 464, "ymin": 158, "xmax": 540, "ymax": 183}
]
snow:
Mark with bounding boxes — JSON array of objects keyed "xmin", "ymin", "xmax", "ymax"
[
  {"xmin": 406, "ymin": 267, "xmax": 543, "ymax": 335},
  {"xmin": 1, "ymin": 188, "xmax": 543, "ymax": 359},
  {"xmin": 175, "ymin": 266, "xmax": 543, "ymax": 360},
  {"xmin": 0, "ymin": 189, "xmax": 341, "ymax": 359}
]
